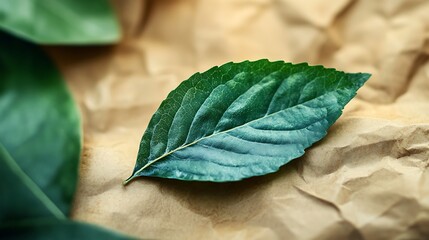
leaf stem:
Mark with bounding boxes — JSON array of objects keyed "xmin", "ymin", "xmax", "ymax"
[{"xmin": 122, "ymin": 175, "xmax": 135, "ymax": 186}]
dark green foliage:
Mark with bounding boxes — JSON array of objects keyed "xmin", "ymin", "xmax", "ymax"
[{"xmin": 126, "ymin": 60, "xmax": 370, "ymax": 184}]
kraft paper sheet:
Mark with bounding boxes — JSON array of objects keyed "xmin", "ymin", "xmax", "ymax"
[{"xmin": 49, "ymin": 0, "xmax": 429, "ymax": 239}]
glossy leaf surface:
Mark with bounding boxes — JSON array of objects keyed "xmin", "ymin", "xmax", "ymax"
[
  {"xmin": 0, "ymin": 0, "xmax": 120, "ymax": 44},
  {"xmin": 125, "ymin": 60, "xmax": 370, "ymax": 184}
]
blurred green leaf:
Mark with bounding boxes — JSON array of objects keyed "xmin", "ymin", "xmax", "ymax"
[
  {"xmin": 0, "ymin": 0, "xmax": 120, "ymax": 44},
  {"xmin": 0, "ymin": 32, "xmax": 81, "ymax": 215},
  {"xmin": 1, "ymin": 219, "xmax": 134, "ymax": 240},
  {"xmin": 0, "ymin": 146, "xmax": 134, "ymax": 239},
  {"xmin": 0, "ymin": 144, "xmax": 64, "ymax": 222},
  {"xmin": 0, "ymin": 33, "xmax": 131, "ymax": 239}
]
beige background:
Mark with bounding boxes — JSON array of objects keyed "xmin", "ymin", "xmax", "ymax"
[{"xmin": 49, "ymin": 0, "xmax": 429, "ymax": 239}]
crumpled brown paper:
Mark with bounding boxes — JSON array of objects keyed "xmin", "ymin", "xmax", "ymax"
[{"xmin": 48, "ymin": 0, "xmax": 429, "ymax": 239}]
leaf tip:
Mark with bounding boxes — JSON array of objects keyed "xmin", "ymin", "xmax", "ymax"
[{"xmin": 357, "ymin": 72, "xmax": 372, "ymax": 86}]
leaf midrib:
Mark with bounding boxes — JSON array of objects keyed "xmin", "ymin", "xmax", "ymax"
[
  {"xmin": 0, "ymin": 143, "xmax": 66, "ymax": 220},
  {"xmin": 125, "ymin": 88, "xmax": 336, "ymax": 184}
]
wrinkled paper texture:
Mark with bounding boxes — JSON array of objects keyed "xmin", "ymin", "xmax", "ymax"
[{"xmin": 49, "ymin": 0, "xmax": 429, "ymax": 239}]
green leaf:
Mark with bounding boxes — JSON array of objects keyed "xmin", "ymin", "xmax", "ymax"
[
  {"xmin": 0, "ymin": 146, "xmax": 134, "ymax": 240},
  {"xmin": 0, "ymin": 32, "xmax": 81, "ymax": 215},
  {"xmin": 0, "ymin": 32, "xmax": 132, "ymax": 239},
  {"xmin": 125, "ymin": 60, "xmax": 370, "ymax": 184},
  {"xmin": 0, "ymin": 144, "xmax": 65, "ymax": 223},
  {"xmin": 0, "ymin": 0, "xmax": 120, "ymax": 44},
  {"xmin": 1, "ymin": 219, "xmax": 134, "ymax": 240}
]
